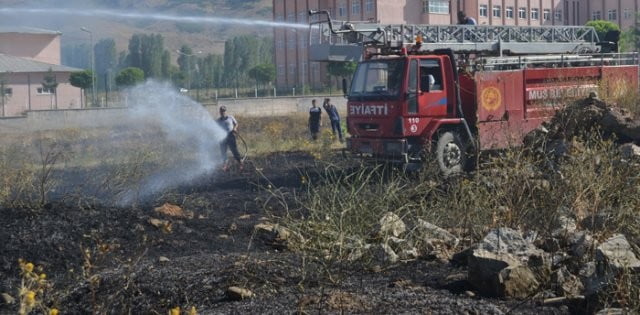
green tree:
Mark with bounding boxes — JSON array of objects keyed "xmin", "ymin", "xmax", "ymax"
[
  {"xmin": 41, "ymin": 68, "xmax": 59, "ymax": 109},
  {"xmin": 69, "ymin": 70, "xmax": 93, "ymax": 108},
  {"xmin": 586, "ymin": 20, "xmax": 621, "ymax": 40},
  {"xmin": 128, "ymin": 34, "xmax": 142, "ymax": 69},
  {"xmin": 161, "ymin": 50, "xmax": 171, "ymax": 79},
  {"xmin": 94, "ymin": 38, "xmax": 117, "ymax": 92},
  {"xmin": 140, "ymin": 34, "xmax": 164, "ymax": 78},
  {"xmin": 327, "ymin": 61, "xmax": 357, "ymax": 88},
  {"xmin": 61, "ymin": 43, "xmax": 90, "ymax": 69},
  {"xmin": 223, "ymin": 39, "xmax": 236, "ymax": 88},
  {"xmin": 115, "ymin": 67, "xmax": 145, "ymax": 88},
  {"xmin": 248, "ymin": 63, "xmax": 276, "ymax": 88},
  {"xmin": 620, "ymin": 13, "xmax": 640, "ymax": 52},
  {"xmin": 177, "ymin": 45, "xmax": 197, "ymax": 89}
]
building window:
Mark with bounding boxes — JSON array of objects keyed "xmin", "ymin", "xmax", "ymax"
[
  {"xmin": 518, "ymin": 7, "xmax": 527, "ymax": 19},
  {"xmin": 276, "ymin": 40, "xmax": 284, "ymax": 49},
  {"xmin": 298, "ymin": 12, "xmax": 306, "ymax": 22},
  {"xmin": 37, "ymin": 87, "xmax": 54, "ymax": 95},
  {"xmin": 531, "ymin": 8, "xmax": 539, "ymax": 20},
  {"xmin": 3, "ymin": 88, "xmax": 12, "ymax": 96},
  {"xmin": 555, "ymin": 9, "xmax": 562, "ymax": 21},
  {"xmin": 543, "ymin": 9, "xmax": 550, "ymax": 21},
  {"xmin": 338, "ymin": 1, "xmax": 346, "ymax": 17},
  {"xmin": 287, "ymin": 13, "xmax": 295, "ymax": 22},
  {"xmin": 592, "ymin": 10, "xmax": 601, "ymax": 20},
  {"xmin": 278, "ymin": 65, "xmax": 284, "ymax": 76},
  {"xmin": 426, "ymin": 0, "xmax": 449, "ymax": 14},
  {"xmin": 493, "ymin": 5, "xmax": 501, "ymax": 18},
  {"xmin": 479, "ymin": 5, "xmax": 488, "ymax": 17},
  {"xmin": 506, "ymin": 7, "xmax": 514, "ymax": 19},
  {"xmin": 624, "ymin": 9, "xmax": 633, "ymax": 20},
  {"xmin": 352, "ymin": 1, "xmax": 361, "ymax": 15},
  {"xmin": 276, "ymin": 15, "xmax": 284, "ymax": 21},
  {"xmin": 608, "ymin": 9, "xmax": 617, "ymax": 21},
  {"xmin": 289, "ymin": 64, "xmax": 295, "ymax": 75},
  {"xmin": 365, "ymin": 0, "xmax": 374, "ymax": 12}
]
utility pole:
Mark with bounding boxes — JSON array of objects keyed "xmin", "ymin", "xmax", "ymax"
[{"xmin": 81, "ymin": 27, "xmax": 96, "ymax": 107}]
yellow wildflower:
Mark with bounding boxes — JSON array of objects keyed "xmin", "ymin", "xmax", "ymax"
[
  {"xmin": 189, "ymin": 306, "xmax": 198, "ymax": 315},
  {"xmin": 49, "ymin": 308, "xmax": 60, "ymax": 315},
  {"xmin": 24, "ymin": 290, "xmax": 36, "ymax": 306},
  {"xmin": 24, "ymin": 262, "xmax": 34, "ymax": 273},
  {"xmin": 169, "ymin": 306, "xmax": 180, "ymax": 315},
  {"xmin": 40, "ymin": 273, "xmax": 47, "ymax": 280}
]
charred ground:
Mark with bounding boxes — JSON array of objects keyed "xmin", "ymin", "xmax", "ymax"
[{"xmin": 0, "ymin": 150, "xmax": 566, "ymax": 314}]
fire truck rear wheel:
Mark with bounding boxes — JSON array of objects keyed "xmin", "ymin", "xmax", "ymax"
[{"xmin": 436, "ymin": 131, "xmax": 468, "ymax": 176}]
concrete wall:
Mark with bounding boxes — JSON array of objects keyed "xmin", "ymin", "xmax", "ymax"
[{"xmin": 0, "ymin": 96, "xmax": 347, "ymax": 134}]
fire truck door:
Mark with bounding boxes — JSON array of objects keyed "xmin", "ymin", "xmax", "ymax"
[{"xmin": 418, "ymin": 59, "xmax": 447, "ymax": 117}]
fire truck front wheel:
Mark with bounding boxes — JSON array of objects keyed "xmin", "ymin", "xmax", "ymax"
[{"xmin": 435, "ymin": 131, "xmax": 469, "ymax": 176}]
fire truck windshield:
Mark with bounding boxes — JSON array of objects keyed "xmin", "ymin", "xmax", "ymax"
[{"xmin": 349, "ymin": 59, "xmax": 405, "ymax": 101}]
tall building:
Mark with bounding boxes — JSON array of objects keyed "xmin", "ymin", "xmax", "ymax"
[{"xmin": 274, "ymin": 0, "xmax": 640, "ymax": 89}]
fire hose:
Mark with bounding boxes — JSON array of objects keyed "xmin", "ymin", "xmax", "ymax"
[{"xmin": 236, "ymin": 132, "xmax": 248, "ymax": 163}]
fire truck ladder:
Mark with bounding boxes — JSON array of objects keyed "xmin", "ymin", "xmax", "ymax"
[{"xmin": 308, "ymin": 10, "xmax": 602, "ymax": 62}]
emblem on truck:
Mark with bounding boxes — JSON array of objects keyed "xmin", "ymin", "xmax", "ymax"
[{"xmin": 481, "ymin": 87, "xmax": 502, "ymax": 111}]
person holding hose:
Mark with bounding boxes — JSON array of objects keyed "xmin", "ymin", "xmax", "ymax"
[{"xmin": 217, "ymin": 105, "xmax": 243, "ymax": 171}]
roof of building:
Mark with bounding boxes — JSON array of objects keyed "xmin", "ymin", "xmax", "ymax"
[
  {"xmin": 0, "ymin": 54, "xmax": 82, "ymax": 73},
  {"xmin": 0, "ymin": 26, "xmax": 61, "ymax": 35}
]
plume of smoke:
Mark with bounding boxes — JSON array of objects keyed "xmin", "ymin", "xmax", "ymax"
[{"xmin": 117, "ymin": 80, "xmax": 227, "ymax": 205}]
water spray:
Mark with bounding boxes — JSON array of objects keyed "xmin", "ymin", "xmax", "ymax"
[{"xmin": 0, "ymin": 7, "xmax": 309, "ymax": 29}]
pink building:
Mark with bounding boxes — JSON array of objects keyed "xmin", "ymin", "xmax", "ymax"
[
  {"xmin": 274, "ymin": 0, "xmax": 640, "ymax": 89},
  {"xmin": 0, "ymin": 27, "xmax": 82, "ymax": 117}
]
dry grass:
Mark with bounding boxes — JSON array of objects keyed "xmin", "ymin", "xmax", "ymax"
[{"xmin": 274, "ymin": 132, "xmax": 640, "ymax": 310}]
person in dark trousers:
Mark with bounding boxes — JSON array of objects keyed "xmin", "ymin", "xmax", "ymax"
[
  {"xmin": 217, "ymin": 105, "xmax": 243, "ymax": 171},
  {"xmin": 323, "ymin": 98, "xmax": 343, "ymax": 142},
  {"xmin": 309, "ymin": 99, "xmax": 322, "ymax": 140}
]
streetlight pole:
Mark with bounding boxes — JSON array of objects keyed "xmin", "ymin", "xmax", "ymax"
[{"xmin": 81, "ymin": 27, "xmax": 96, "ymax": 107}]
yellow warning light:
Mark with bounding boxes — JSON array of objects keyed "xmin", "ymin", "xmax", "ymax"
[{"xmin": 415, "ymin": 35, "xmax": 423, "ymax": 45}]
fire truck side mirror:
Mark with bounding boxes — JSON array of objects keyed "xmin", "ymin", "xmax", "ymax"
[{"xmin": 342, "ymin": 78, "xmax": 348, "ymax": 97}]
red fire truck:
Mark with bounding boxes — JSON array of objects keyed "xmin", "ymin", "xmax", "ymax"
[{"xmin": 308, "ymin": 10, "xmax": 639, "ymax": 174}]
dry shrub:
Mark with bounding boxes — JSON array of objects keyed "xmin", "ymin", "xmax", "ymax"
[{"xmin": 0, "ymin": 146, "xmax": 37, "ymax": 208}]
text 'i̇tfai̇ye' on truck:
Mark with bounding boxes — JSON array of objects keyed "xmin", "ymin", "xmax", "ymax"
[{"xmin": 308, "ymin": 10, "xmax": 639, "ymax": 175}]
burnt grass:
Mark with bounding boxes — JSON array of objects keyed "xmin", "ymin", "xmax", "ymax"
[{"xmin": 0, "ymin": 151, "xmax": 569, "ymax": 314}]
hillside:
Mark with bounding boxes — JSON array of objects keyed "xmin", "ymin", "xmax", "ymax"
[{"xmin": 0, "ymin": 0, "xmax": 273, "ymax": 56}]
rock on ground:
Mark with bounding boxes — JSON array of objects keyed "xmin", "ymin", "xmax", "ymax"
[{"xmin": 467, "ymin": 228, "xmax": 549, "ymax": 298}]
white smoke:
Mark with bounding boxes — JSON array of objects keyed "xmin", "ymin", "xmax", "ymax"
[{"xmin": 118, "ymin": 80, "xmax": 227, "ymax": 205}]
